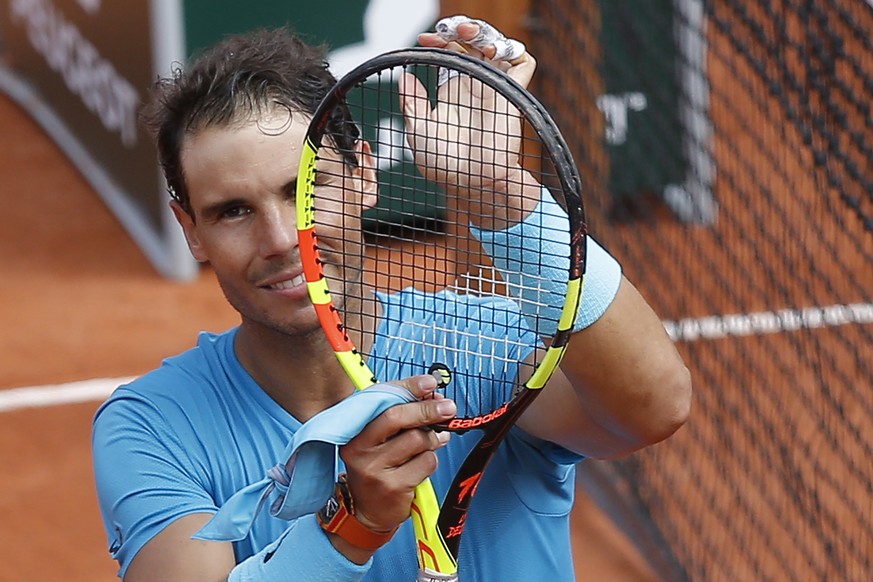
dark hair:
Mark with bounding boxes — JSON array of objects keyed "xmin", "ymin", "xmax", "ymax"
[{"xmin": 141, "ymin": 27, "xmax": 359, "ymax": 215}]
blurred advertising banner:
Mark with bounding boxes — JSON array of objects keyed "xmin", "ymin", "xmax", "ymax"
[{"xmin": 0, "ymin": 0, "xmax": 194, "ymax": 279}]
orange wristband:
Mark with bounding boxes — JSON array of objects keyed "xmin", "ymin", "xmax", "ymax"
[{"xmin": 317, "ymin": 474, "xmax": 398, "ymax": 551}]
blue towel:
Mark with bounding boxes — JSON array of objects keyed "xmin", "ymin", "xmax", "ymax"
[{"xmin": 194, "ymin": 383, "xmax": 416, "ymax": 541}]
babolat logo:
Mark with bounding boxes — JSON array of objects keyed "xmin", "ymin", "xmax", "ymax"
[{"xmin": 447, "ymin": 403, "xmax": 509, "ymax": 430}]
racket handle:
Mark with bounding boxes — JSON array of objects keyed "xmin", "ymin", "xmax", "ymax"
[
  {"xmin": 410, "ymin": 479, "xmax": 457, "ymax": 577},
  {"xmin": 417, "ymin": 570, "xmax": 459, "ymax": 582}
]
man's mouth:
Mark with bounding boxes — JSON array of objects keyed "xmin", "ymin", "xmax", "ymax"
[{"xmin": 263, "ymin": 273, "xmax": 306, "ymax": 290}]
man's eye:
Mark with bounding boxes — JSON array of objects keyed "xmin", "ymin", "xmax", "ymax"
[{"xmin": 220, "ymin": 206, "xmax": 250, "ymax": 219}]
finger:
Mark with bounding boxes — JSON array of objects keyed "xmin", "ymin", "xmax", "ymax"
[
  {"xmin": 341, "ymin": 407, "xmax": 452, "ymax": 480},
  {"xmin": 396, "ymin": 446, "xmax": 443, "ymax": 482},
  {"xmin": 435, "ymin": 16, "xmax": 526, "ymax": 63},
  {"xmin": 397, "ymin": 72, "xmax": 429, "ymax": 128},
  {"xmin": 376, "ymin": 423, "xmax": 452, "ymax": 468},
  {"xmin": 505, "ymin": 50, "xmax": 537, "ymax": 88},
  {"xmin": 363, "ymin": 397, "xmax": 457, "ymax": 444},
  {"xmin": 455, "ymin": 22, "xmax": 493, "ymax": 59},
  {"xmin": 434, "ymin": 41, "xmax": 477, "ymax": 88},
  {"xmin": 419, "ymin": 33, "xmax": 482, "ymax": 61},
  {"xmin": 388, "ymin": 373, "xmax": 439, "ymax": 400},
  {"xmin": 388, "ymin": 429, "xmax": 452, "ymax": 460},
  {"xmin": 417, "ymin": 31, "xmax": 448, "ymax": 48},
  {"xmin": 445, "ymin": 40, "xmax": 472, "ymax": 56},
  {"xmin": 447, "ymin": 38, "xmax": 483, "ymax": 61},
  {"xmin": 419, "ymin": 33, "xmax": 476, "ymax": 56},
  {"xmin": 346, "ymin": 445, "xmax": 445, "ymax": 531},
  {"xmin": 347, "ymin": 377, "xmax": 457, "ymax": 447}
]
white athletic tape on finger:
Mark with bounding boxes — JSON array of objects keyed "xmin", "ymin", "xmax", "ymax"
[
  {"xmin": 435, "ymin": 15, "xmax": 527, "ymax": 62},
  {"xmin": 437, "ymin": 67, "xmax": 462, "ymax": 87}
]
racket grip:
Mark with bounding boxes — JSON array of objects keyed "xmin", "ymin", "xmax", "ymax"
[{"xmin": 417, "ymin": 570, "xmax": 459, "ymax": 582}]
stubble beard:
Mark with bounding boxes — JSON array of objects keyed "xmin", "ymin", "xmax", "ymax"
[
  {"xmin": 216, "ymin": 276, "xmax": 322, "ymax": 340},
  {"xmin": 216, "ymin": 257, "xmax": 370, "ymax": 345}
]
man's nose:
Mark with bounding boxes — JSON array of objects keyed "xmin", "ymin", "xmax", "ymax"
[{"xmin": 258, "ymin": 205, "xmax": 297, "ymax": 259}]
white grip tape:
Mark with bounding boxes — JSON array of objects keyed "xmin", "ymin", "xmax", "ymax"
[{"xmin": 417, "ymin": 570, "xmax": 459, "ymax": 582}]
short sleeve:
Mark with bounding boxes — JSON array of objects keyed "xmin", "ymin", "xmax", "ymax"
[{"xmin": 92, "ymin": 391, "xmax": 217, "ymax": 577}]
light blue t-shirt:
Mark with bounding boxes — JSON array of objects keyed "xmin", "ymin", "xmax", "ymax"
[{"xmin": 93, "ymin": 289, "xmax": 589, "ymax": 580}]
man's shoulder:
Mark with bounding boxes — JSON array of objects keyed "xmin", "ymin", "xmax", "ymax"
[{"xmin": 94, "ymin": 328, "xmax": 239, "ymax": 421}]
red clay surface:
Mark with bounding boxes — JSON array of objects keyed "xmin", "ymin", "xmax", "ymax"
[{"xmin": 0, "ymin": 94, "xmax": 657, "ymax": 580}]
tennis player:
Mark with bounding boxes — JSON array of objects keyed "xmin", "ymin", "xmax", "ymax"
[{"xmin": 92, "ymin": 19, "xmax": 690, "ymax": 581}]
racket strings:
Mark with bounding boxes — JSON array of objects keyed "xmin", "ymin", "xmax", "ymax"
[{"xmin": 312, "ymin": 61, "xmax": 567, "ymax": 418}]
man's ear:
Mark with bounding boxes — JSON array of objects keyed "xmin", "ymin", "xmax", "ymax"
[
  {"xmin": 170, "ymin": 201, "xmax": 208, "ymax": 262},
  {"xmin": 354, "ymin": 140, "xmax": 379, "ymax": 210}
]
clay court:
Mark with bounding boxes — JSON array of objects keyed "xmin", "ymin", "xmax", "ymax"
[{"xmin": 0, "ymin": 94, "xmax": 657, "ymax": 581}]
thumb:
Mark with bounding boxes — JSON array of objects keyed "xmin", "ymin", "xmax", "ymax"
[
  {"xmin": 505, "ymin": 51, "xmax": 537, "ymax": 89},
  {"xmin": 389, "ymin": 374, "xmax": 439, "ymax": 400}
]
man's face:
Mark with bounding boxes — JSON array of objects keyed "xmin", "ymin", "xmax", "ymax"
[{"xmin": 173, "ymin": 108, "xmax": 377, "ymax": 337}]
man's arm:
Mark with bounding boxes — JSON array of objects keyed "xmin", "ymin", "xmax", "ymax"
[
  {"xmin": 123, "ymin": 514, "xmax": 234, "ymax": 582},
  {"xmin": 518, "ymin": 276, "xmax": 692, "ymax": 459},
  {"xmin": 124, "ymin": 513, "xmax": 379, "ymax": 582},
  {"xmin": 100, "ymin": 375, "xmax": 455, "ymax": 582},
  {"xmin": 413, "ymin": 18, "xmax": 691, "ymax": 459}
]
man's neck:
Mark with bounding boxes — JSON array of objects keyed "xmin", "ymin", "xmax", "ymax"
[{"xmin": 234, "ymin": 322, "xmax": 354, "ymax": 422}]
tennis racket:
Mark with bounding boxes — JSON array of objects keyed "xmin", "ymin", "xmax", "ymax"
[{"xmin": 296, "ymin": 48, "xmax": 586, "ymax": 582}]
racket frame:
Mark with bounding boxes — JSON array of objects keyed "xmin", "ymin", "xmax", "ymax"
[{"xmin": 296, "ymin": 47, "xmax": 586, "ymax": 580}]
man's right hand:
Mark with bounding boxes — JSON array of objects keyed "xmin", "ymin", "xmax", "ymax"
[{"xmin": 332, "ymin": 374, "xmax": 456, "ymax": 562}]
